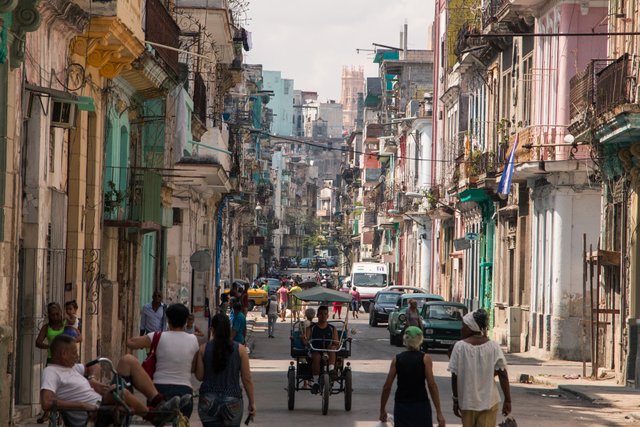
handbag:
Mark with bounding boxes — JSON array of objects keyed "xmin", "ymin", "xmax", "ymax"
[
  {"xmin": 141, "ymin": 331, "xmax": 162, "ymax": 379},
  {"xmin": 499, "ymin": 416, "xmax": 517, "ymax": 427}
]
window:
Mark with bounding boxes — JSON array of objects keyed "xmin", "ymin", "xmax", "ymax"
[{"xmin": 522, "ymin": 54, "xmax": 533, "ymax": 126}]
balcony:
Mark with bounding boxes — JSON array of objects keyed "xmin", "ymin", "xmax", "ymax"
[
  {"xmin": 595, "ymin": 54, "xmax": 634, "ymax": 117},
  {"xmin": 71, "ymin": 0, "xmax": 145, "ymax": 78},
  {"xmin": 145, "ymin": 0, "xmax": 180, "ymax": 76},
  {"xmin": 485, "ymin": 0, "xmax": 535, "ymax": 32},
  {"xmin": 103, "ymin": 167, "xmax": 163, "ymax": 229}
]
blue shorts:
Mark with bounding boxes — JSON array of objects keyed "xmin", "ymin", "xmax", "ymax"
[{"xmin": 198, "ymin": 392, "xmax": 243, "ymax": 427}]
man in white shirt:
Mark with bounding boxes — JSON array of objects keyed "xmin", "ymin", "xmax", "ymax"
[
  {"xmin": 41, "ymin": 334, "xmax": 182, "ymax": 427},
  {"xmin": 448, "ymin": 309, "xmax": 512, "ymax": 427}
]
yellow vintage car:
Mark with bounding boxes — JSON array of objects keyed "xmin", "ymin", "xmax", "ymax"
[{"xmin": 224, "ymin": 282, "xmax": 268, "ymax": 310}]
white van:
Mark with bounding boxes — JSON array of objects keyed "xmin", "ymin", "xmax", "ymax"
[{"xmin": 350, "ymin": 262, "xmax": 389, "ymax": 312}]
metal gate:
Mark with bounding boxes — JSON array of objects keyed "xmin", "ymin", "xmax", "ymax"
[{"xmin": 14, "ymin": 248, "xmax": 101, "ymax": 406}]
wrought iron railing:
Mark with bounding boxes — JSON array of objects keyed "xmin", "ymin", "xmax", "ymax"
[
  {"xmin": 482, "ymin": 0, "xmax": 500, "ymax": 28},
  {"xmin": 145, "ymin": 0, "xmax": 180, "ymax": 76},
  {"xmin": 103, "ymin": 166, "xmax": 163, "ymax": 225},
  {"xmin": 596, "ymin": 54, "xmax": 632, "ymax": 116},
  {"xmin": 570, "ymin": 62, "xmax": 595, "ymax": 121}
]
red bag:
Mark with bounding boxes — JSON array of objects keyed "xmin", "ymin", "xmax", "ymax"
[{"xmin": 141, "ymin": 331, "xmax": 161, "ymax": 379}]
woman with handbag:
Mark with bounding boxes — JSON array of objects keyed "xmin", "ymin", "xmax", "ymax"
[
  {"xmin": 195, "ymin": 313, "xmax": 256, "ymax": 427},
  {"xmin": 127, "ymin": 303, "xmax": 199, "ymax": 418}
]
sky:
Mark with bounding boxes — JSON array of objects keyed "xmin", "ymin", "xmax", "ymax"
[{"xmin": 244, "ymin": 0, "xmax": 435, "ymax": 102}]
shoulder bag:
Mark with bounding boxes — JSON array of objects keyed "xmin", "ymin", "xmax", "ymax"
[{"xmin": 142, "ymin": 331, "xmax": 162, "ymax": 379}]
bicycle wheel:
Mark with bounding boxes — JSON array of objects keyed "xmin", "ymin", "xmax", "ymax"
[
  {"xmin": 344, "ymin": 369, "xmax": 353, "ymax": 411},
  {"xmin": 321, "ymin": 373, "xmax": 330, "ymax": 415},
  {"xmin": 287, "ymin": 368, "xmax": 296, "ymax": 410}
]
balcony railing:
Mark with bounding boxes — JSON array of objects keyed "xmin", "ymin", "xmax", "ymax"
[
  {"xmin": 595, "ymin": 54, "xmax": 633, "ymax": 117},
  {"xmin": 569, "ymin": 62, "xmax": 596, "ymax": 122},
  {"xmin": 104, "ymin": 167, "xmax": 163, "ymax": 227},
  {"xmin": 482, "ymin": 0, "xmax": 500, "ymax": 28},
  {"xmin": 145, "ymin": 0, "xmax": 180, "ymax": 76}
]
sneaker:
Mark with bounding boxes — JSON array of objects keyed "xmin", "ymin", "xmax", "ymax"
[{"xmin": 311, "ymin": 382, "xmax": 320, "ymax": 394}]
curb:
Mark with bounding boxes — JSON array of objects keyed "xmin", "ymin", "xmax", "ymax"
[{"xmin": 557, "ymin": 385, "xmax": 611, "ymax": 406}]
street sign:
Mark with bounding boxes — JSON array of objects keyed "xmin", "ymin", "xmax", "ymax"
[
  {"xmin": 465, "ymin": 232, "xmax": 479, "ymax": 241},
  {"xmin": 190, "ymin": 250, "xmax": 212, "ymax": 271}
]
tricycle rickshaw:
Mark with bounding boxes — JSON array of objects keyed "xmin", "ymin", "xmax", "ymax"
[{"xmin": 287, "ymin": 287, "xmax": 353, "ymax": 415}]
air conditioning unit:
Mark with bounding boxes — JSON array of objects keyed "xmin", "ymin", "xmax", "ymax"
[{"xmin": 51, "ymin": 100, "xmax": 76, "ymax": 128}]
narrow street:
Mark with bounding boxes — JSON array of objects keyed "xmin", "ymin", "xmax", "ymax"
[{"xmin": 245, "ymin": 311, "xmax": 630, "ymax": 427}]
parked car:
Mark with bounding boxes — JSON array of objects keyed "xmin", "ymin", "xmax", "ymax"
[
  {"xmin": 388, "ymin": 293, "xmax": 444, "ymax": 346},
  {"xmin": 326, "ymin": 257, "xmax": 337, "ymax": 267},
  {"xmin": 299, "ymin": 258, "xmax": 311, "ymax": 268},
  {"xmin": 368, "ymin": 290, "xmax": 403, "ymax": 326},
  {"xmin": 420, "ymin": 301, "xmax": 468, "ymax": 351}
]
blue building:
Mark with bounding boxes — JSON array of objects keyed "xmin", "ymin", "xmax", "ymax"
[{"xmin": 263, "ymin": 70, "xmax": 295, "ymax": 137}]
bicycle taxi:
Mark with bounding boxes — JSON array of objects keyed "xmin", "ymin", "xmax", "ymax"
[{"xmin": 287, "ymin": 286, "xmax": 353, "ymax": 415}]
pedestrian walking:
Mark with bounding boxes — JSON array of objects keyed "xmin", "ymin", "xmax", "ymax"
[
  {"xmin": 127, "ymin": 303, "xmax": 199, "ymax": 418},
  {"xmin": 380, "ymin": 326, "xmax": 446, "ymax": 427},
  {"xmin": 448, "ymin": 309, "xmax": 512, "ymax": 427},
  {"xmin": 195, "ymin": 313, "xmax": 256, "ymax": 427},
  {"xmin": 140, "ymin": 290, "xmax": 166, "ymax": 335},
  {"xmin": 405, "ymin": 299, "xmax": 422, "ymax": 329},
  {"xmin": 331, "ymin": 300, "xmax": 343, "ymax": 319},
  {"xmin": 277, "ymin": 282, "xmax": 288, "ymax": 322},
  {"xmin": 265, "ymin": 295, "xmax": 278, "ymax": 338},
  {"xmin": 288, "ymin": 282, "xmax": 303, "ymax": 321},
  {"xmin": 231, "ymin": 302, "xmax": 247, "ymax": 345},
  {"xmin": 350, "ymin": 286, "xmax": 361, "ymax": 319}
]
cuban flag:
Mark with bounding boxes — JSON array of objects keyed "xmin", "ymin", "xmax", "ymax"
[{"xmin": 497, "ymin": 133, "xmax": 518, "ymax": 196}]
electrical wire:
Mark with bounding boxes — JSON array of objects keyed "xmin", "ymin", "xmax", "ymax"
[{"xmin": 248, "ymin": 128, "xmax": 599, "ymax": 167}]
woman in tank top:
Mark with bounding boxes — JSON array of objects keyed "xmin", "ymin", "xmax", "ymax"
[
  {"xmin": 380, "ymin": 326, "xmax": 446, "ymax": 427},
  {"xmin": 35, "ymin": 302, "xmax": 66, "ymax": 364},
  {"xmin": 195, "ymin": 313, "xmax": 256, "ymax": 427},
  {"xmin": 127, "ymin": 303, "xmax": 199, "ymax": 418},
  {"xmin": 35, "ymin": 302, "xmax": 66, "ymax": 423}
]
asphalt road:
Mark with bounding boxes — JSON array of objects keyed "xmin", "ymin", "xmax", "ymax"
[{"xmin": 245, "ymin": 312, "xmax": 632, "ymax": 427}]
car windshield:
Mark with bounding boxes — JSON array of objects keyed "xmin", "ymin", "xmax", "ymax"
[
  {"xmin": 423, "ymin": 305, "xmax": 467, "ymax": 321},
  {"xmin": 377, "ymin": 293, "xmax": 400, "ymax": 304},
  {"xmin": 352, "ymin": 273, "xmax": 387, "ymax": 287}
]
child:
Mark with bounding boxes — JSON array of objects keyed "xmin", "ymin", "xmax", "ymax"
[
  {"xmin": 63, "ymin": 300, "xmax": 82, "ymax": 342},
  {"xmin": 185, "ymin": 313, "xmax": 204, "ymax": 337}
]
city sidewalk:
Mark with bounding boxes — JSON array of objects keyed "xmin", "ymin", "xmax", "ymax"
[
  {"xmin": 15, "ymin": 312, "xmax": 260, "ymax": 427},
  {"xmin": 505, "ymin": 351, "xmax": 640, "ymax": 419}
]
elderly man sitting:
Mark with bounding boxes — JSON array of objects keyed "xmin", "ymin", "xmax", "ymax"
[{"xmin": 40, "ymin": 334, "xmax": 186, "ymax": 427}]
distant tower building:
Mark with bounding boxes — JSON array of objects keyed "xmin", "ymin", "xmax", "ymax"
[{"xmin": 340, "ymin": 66, "xmax": 364, "ymax": 133}]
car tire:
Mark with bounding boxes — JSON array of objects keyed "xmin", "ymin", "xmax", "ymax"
[
  {"xmin": 248, "ymin": 300, "xmax": 255, "ymax": 311},
  {"xmin": 369, "ymin": 313, "xmax": 378, "ymax": 327}
]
